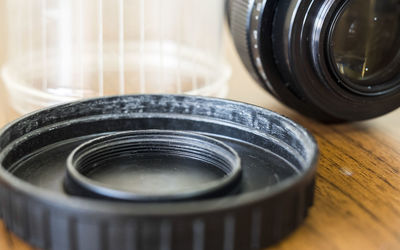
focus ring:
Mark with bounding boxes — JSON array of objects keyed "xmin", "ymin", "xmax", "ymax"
[
  {"xmin": 229, "ymin": 0, "xmax": 278, "ymax": 97},
  {"xmin": 228, "ymin": 0, "xmax": 351, "ymax": 121}
]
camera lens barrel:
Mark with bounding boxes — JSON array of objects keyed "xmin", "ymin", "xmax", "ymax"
[{"xmin": 228, "ymin": 0, "xmax": 400, "ymax": 121}]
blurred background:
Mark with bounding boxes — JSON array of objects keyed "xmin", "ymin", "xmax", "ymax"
[
  {"xmin": 1, "ymin": 0, "xmax": 230, "ymax": 113},
  {"xmin": 0, "ymin": 0, "xmax": 286, "ymax": 124}
]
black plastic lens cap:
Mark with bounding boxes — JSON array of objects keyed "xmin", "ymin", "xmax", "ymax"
[{"xmin": 0, "ymin": 95, "xmax": 318, "ymax": 250}]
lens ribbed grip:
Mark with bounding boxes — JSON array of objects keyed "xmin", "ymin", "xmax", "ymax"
[
  {"xmin": 0, "ymin": 179, "xmax": 314, "ymax": 250},
  {"xmin": 229, "ymin": 0, "xmax": 260, "ymax": 80}
]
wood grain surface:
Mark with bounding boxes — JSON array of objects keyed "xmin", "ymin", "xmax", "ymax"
[{"xmin": 0, "ymin": 8, "xmax": 399, "ymax": 250}]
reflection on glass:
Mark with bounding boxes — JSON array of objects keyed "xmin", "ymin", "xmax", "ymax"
[{"xmin": 331, "ymin": 0, "xmax": 400, "ymax": 86}]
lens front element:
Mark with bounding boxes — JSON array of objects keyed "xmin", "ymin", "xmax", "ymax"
[{"xmin": 331, "ymin": 0, "xmax": 400, "ymax": 94}]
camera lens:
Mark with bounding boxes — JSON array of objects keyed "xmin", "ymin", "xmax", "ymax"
[
  {"xmin": 330, "ymin": 0, "xmax": 400, "ymax": 93},
  {"xmin": 228, "ymin": 0, "xmax": 400, "ymax": 121}
]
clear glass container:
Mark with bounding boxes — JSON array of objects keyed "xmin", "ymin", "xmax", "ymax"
[{"xmin": 2, "ymin": 0, "xmax": 230, "ymax": 114}]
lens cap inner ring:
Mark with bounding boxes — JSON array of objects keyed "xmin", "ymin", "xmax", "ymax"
[{"xmin": 64, "ymin": 130, "xmax": 242, "ymax": 202}]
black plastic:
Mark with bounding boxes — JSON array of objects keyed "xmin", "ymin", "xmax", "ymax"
[
  {"xmin": 65, "ymin": 130, "xmax": 241, "ymax": 202},
  {"xmin": 0, "ymin": 95, "xmax": 318, "ymax": 250}
]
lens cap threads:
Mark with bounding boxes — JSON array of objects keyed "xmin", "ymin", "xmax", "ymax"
[
  {"xmin": 65, "ymin": 130, "xmax": 241, "ymax": 201},
  {"xmin": 0, "ymin": 95, "xmax": 318, "ymax": 250}
]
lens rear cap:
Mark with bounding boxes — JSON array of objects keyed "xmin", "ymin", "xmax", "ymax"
[{"xmin": 0, "ymin": 95, "xmax": 318, "ymax": 250}]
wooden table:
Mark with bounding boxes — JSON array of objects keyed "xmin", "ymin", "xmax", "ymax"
[{"xmin": 0, "ymin": 32, "xmax": 399, "ymax": 250}]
